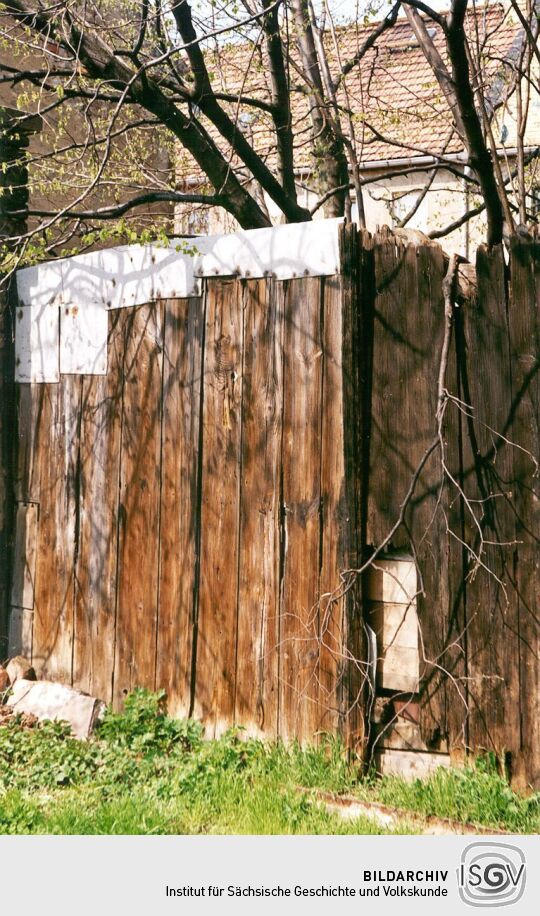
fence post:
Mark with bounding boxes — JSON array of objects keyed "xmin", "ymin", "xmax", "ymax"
[{"xmin": 0, "ymin": 107, "xmax": 41, "ymax": 656}]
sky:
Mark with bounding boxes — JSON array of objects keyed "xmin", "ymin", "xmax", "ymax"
[{"xmin": 313, "ymin": 0, "xmax": 461, "ymax": 21}]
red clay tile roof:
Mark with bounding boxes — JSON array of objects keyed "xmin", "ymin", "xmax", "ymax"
[{"xmin": 177, "ymin": 3, "xmax": 526, "ymax": 183}]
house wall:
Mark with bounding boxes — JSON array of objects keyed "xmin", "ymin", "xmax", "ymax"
[{"xmin": 175, "ymin": 167, "xmax": 491, "ymax": 258}]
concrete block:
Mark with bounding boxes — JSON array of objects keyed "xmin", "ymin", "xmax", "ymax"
[{"xmin": 7, "ymin": 679, "xmax": 105, "ymax": 739}]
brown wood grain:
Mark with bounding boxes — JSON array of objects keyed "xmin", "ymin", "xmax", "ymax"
[
  {"xmin": 155, "ymin": 296, "xmax": 204, "ymax": 719},
  {"xmin": 365, "ymin": 234, "xmax": 451, "ymax": 747},
  {"xmin": 32, "ymin": 376, "xmax": 82, "ymax": 682},
  {"xmin": 461, "ymin": 245, "xmax": 519, "ymax": 762},
  {"xmin": 72, "ymin": 310, "xmax": 125, "ymax": 702},
  {"xmin": 113, "ymin": 303, "xmax": 164, "ymax": 704},
  {"xmin": 444, "ymin": 288, "xmax": 469, "ymax": 759},
  {"xmin": 234, "ymin": 279, "xmax": 283, "ymax": 737},
  {"xmin": 193, "ymin": 279, "xmax": 243, "ymax": 737},
  {"xmin": 279, "ymin": 276, "xmax": 324, "ymax": 743},
  {"xmin": 14, "ymin": 383, "xmax": 48, "ymax": 504},
  {"xmin": 410, "ymin": 240, "xmax": 452, "ymax": 748},
  {"xmin": 10, "ymin": 502, "xmax": 38, "ymax": 611},
  {"xmin": 318, "ymin": 275, "xmax": 347, "ymax": 736},
  {"xmin": 11, "ymin": 383, "xmax": 52, "ymax": 661}
]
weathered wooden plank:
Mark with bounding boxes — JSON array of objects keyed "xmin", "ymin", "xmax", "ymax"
[
  {"xmin": 367, "ymin": 233, "xmax": 408, "ymax": 548},
  {"xmin": 318, "ymin": 275, "xmax": 348, "ymax": 736},
  {"xmin": 340, "ymin": 224, "xmax": 371, "ymax": 756},
  {"xmin": 234, "ymin": 279, "xmax": 282, "ymax": 737},
  {"xmin": 461, "ymin": 245, "xmax": 519, "ymax": 762},
  {"xmin": 368, "ymin": 601, "xmax": 419, "ymax": 649},
  {"xmin": 367, "ymin": 236, "xmax": 449, "ymax": 742},
  {"xmin": 113, "ymin": 303, "xmax": 164, "ymax": 704},
  {"xmin": 279, "ymin": 276, "xmax": 323, "ymax": 743},
  {"xmin": 9, "ymin": 382, "xmax": 51, "ymax": 660},
  {"xmin": 72, "ymin": 310, "xmax": 125, "ymax": 702},
  {"xmin": 508, "ymin": 238, "xmax": 540, "ymax": 788},
  {"xmin": 366, "ymin": 559, "xmax": 417, "ymax": 604},
  {"xmin": 409, "ymin": 240, "xmax": 451, "ymax": 746},
  {"xmin": 443, "ymin": 293, "xmax": 469, "ymax": 760},
  {"xmin": 14, "ymin": 384, "xmax": 50, "ymax": 504},
  {"xmin": 155, "ymin": 296, "xmax": 204, "ymax": 719},
  {"xmin": 193, "ymin": 279, "xmax": 243, "ymax": 737},
  {"xmin": 32, "ymin": 376, "xmax": 82, "ymax": 682},
  {"xmin": 10, "ymin": 502, "xmax": 39, "ymax": 610},
  {"xmin": 377, "ymin": 646, "xmax": 419, "ymax": 692},
  {"xmin": 7, "ymin": 607, "xmax": 33, "ymax": 658}
]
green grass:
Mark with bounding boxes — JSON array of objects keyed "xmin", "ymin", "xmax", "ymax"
[
  {"xmin": 361, "ymin": 758, "xmax": 540, "ymax": 833},
  {"xmin": 0, "ymin": 689, "xmax": 538, "ymax": 835}
]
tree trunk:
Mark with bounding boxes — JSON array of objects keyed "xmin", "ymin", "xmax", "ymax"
[{"xmin": 0, "ymin": 107, "xmax": 40, "ymax": 655}]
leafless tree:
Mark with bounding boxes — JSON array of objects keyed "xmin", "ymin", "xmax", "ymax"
[{"xmin": 0, "ymin": 0, "xmax": 539, "ymax": 264}]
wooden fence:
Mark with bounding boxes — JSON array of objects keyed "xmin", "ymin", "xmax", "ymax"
[{"xmin": 5, "ymin": 223, "xmax": 540, "ymax": 787}]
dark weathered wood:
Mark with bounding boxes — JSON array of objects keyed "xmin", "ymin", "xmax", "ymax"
[
  {"xmin": 280, "ymin": 276, "xmax": 323, "ymax": 743},
  {"xmin": 194, "ymin": 279, "xmax": 243, "ymax": 737},
  {"xmin": 32, "ymin": 377, "xmax": 82, "ymax": 682},
  {"xmin": 155, "ymin": 296, "xmax": 203, "ymax": 719},
  {"xmin": 9, "ymin": 384, "xmax": 51, "ymax": 659},
  {"xmin": 14, "ymin": 384, "xmax": 50, "ymax": 504},
  {"xmin": 444, "ymin": 283, "xmax": 469, "ymax": 759},
  {"xmin": 340, "ymin": 225, "xmax": 371, "ymax": 756},
  {"xmin": 409, "ymin": 240, "xmax": 451, "ymax": 748},
  {"xmin": 113, "ymin": 303, "xmax": 164, "ymax": 704},
  {"xmin": 318, "ymin": 275, "xmax": 347, "ymax": 736},
  {"xmin": 234, "ymin": 279, "xmax": 282, "ymax": 736},
  {"xmin": 72, "ymin": 311, "xmax": 124, "ymax": 702},
  {"xmin": 367, "ymin": 231, "xmax": 406, "ymax": 546},
  {"xmin": 10, "ymin": 501, "xmax": 38, "ymax": 610},
  {"xmin": 508, "ymin": 238, "xmax": 540, "ymax": 788},
  {"xmin": 461, "ymin": 245, "xmax": 519, "ymax": 762},
  {"xmin": 366, "ymin": 234, "xmax": 449, "ymax": 745}
]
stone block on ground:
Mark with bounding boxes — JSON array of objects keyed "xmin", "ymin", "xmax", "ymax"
[
  {"xmin": 7, "ymin": 679, "xmax": 106, "ymax": 738},
  {"xmin": 374, "ymin": 749, "xmax": 451, "ymax": 781},
  {"xmin": 6, "ymin": 655, "xmax": 36, "ymax": 685}
]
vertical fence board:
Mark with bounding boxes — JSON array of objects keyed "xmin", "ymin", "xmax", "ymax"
[
  {"xmin": 410, "ymin": 241, "xmax": 451, "ymax": 747},
  {"xmin": 72, "ymin": 311, "xmax": 124, "ymax": 702},
  {"xmin": 194, "ymin": 280, "xmax": 243, "ymax": 737},
  {"xmin": 445, "ymin": 292, "xmax": 469, "ymax": 757},
  {"xmin": 14, "ymin": 383, "xmax": 47, "ymax": 504},
  {"xmin": 32, "ymin": 377, "xmax": 81, "ymax": 682},
  {"xmin": 366, "ymin": 235, "xmax": 450, "ymax": 747},
  {"xmin": 155, "ymin": 296, "xmax": 204, "ymax": 718},
  {"xmin": 280, "ymin": 277, "xmax": 323, "ymax": 742},
  {"xmin": 367, "ymin": 233, "xmax": 406, "ymax": 547},
  {"xmin": 318, "ymin": 275, "xmax": 347, "ymax": 736},
  {"xmin": 113, "ymin": 303, "xmax": 164, "ymax": 703},
  {"xmin": 341, "ymin": 226, "xmax": 371, "ymax": 755},
  {"xmin": 10, "ymin": 384, "xmax": 51, "ymax": 658},
  {"xmin": 509, "ymin": 239, "xmax": 540, "ymax": 787},
  {"xmin": 462, "ymin": 246, "xmax": 519, "ymax": 760},
  {"xmin": 234, "ymin": 279, "xmax": 283, "ymax": 736}
]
